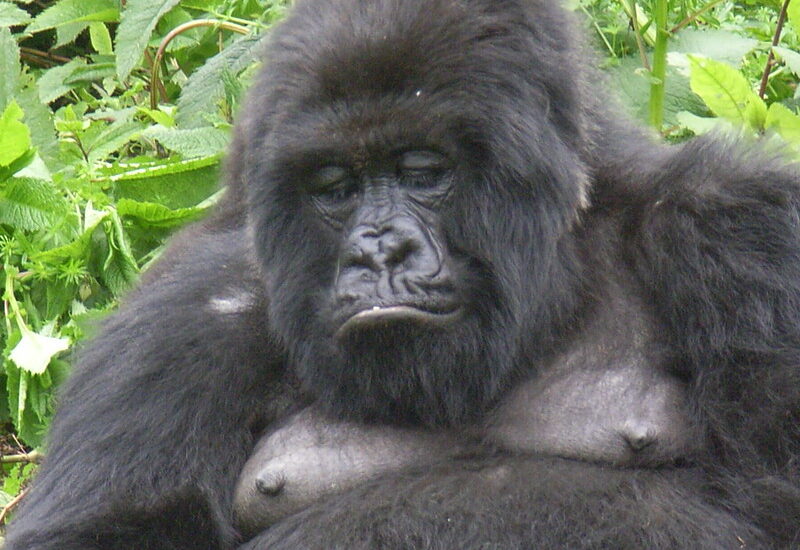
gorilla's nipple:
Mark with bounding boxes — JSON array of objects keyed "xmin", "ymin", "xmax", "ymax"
[
  {"xmin": 255, "ymin": 472, "xmax": 285, "ymax": 496},
  {"xmin": 620, "ymin": 423, "xmax": 658, "ymax": 452}
]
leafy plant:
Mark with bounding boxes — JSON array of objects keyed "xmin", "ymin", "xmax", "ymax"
[{"xmin": 0, "ymin": 0, "xmax": 288, "ymax": 515}]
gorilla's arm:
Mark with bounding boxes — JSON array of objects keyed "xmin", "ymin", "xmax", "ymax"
[
  {"xmin": 242, "ymin": 457, "xmax": 767, "ymax": 550},
  {"xmin": 3, "ymin": 223, "xmax": 285, "ymax": 550},
  {"xmin": 627, "ymin": 138, "xmax": 800, "ymax": 540}
]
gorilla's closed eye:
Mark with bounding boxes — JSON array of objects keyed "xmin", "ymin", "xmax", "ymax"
[
  {"xmin": 398, "ymin": 151, "xmax": 447, "ymax": 174},
  {"xmin": 312, "ymin": 166, "xmax": 356, "ymax": 201}
]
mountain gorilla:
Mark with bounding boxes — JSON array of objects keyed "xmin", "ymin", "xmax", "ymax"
[{"xmin": 5, "ymin": 0, "xmax": 800, "ymax": 548}]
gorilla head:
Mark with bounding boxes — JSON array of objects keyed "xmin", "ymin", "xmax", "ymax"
[{"xmin": 243, "ymin": 0, "xmax": 593, "ymax": 426}]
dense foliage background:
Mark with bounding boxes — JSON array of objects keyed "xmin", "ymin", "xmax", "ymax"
[{"xmin": 0, "ymin": 0, "xmax": 797, "ymax": 529}]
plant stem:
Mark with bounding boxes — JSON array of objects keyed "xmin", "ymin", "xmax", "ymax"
[
  {"xmin": 149, "ymin": 19, "xmax": 249, "ymax": 110},
  {"xmin": 649, "ymin": 0, "xmax": 669, "ymax": 129},
  {"xmin": 671, "ymin": 0, "xmax": 725, "ymax": 33},
  {"xmin": 758, "ymin": 0, "xmax": 791, "ymax": 99},
  {"xmin": 627, "ymin": 0, "xmax": 651, "ymax": 71}
]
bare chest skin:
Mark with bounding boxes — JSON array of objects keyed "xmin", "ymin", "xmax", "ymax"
[
  {"xmin": 233, "ymin": 280, "xmax": 702, "ymax": 536},
  {"xmin": 485, "ymin": 282, "xmax": 703, "ymax": 466}
]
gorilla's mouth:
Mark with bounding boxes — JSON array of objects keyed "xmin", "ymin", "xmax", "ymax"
[{"xmin": 335, "ymin": 304, "xmax": 462, "ymax": 341}]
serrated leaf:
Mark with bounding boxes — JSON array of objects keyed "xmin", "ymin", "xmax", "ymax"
[
  {"xmin": 0, "ymin": 101, "xmax": 30, "ymax": 167},
  {"xmin": 9, "ymin": 329, "xmax": 69, "ymax": 375},
  {"xmin": 16, "ymin": 86, "xmax": 59, "ymax": 169},
  {"xmin": 33, "ymin": 210, "xmax": 108, "ymax": 263},
  {"xmin": 0, "ymin": 27, "xmax": 19, "ymax": 110},
  {"xmin": 89, "ymin": 21, "xmax": 113, "ymax": 54},
  {"xmin": 37, "ymin": 59, "xmax": 85, "ymax": 104},
  {"xmin": 766, "ymin": 103, "xmax": 800, "ymax": 145},
  {"xmin": 115, "ymin": 0, "xmax": 181, "ymax": 81},
  {"xmin": 773, "ymin": 47, "xmax": 800, "ymax": 79},
  {"xmin": 177, "ymin": 34, "xmax": 264, "ymax": 128},
  {"xmin": 109, "ymin": 155, "xmax": 221, "ymax": 209},
  {"xmin": 688, "ymin": 55, "xmax": 765, "ymax": 128},
  {"xmin": 108, "ymin": 154, "xmax": 220, "ymax": 180},
  {"xmin": 85, "ymin": 120, "xmax": 147, "ymax": 164},
  {"xmin": 102, "ymin": 210, "xmax": 139, "ymax": 293},
  {"xmin": 146, "ymin": 126, "xmax": 230, "ymax": 158},
  {"xmin": 0, "ymin": 178, "xmax": 71, "ymax": 231},
  {"xmin": 117, "ymin": 198, "xmax": 208, "ymax": 228},
  {"xmin": 0, "ymin": 2, "xmax": 31, "ymax": 27},
  {"xmin": 56, "ymin": 21, "xmax": 88, "ymax": 47},
  {"xmin": 27, "ymin": 0, "xmax": 118, "ymax": 33},
  {"xmin": 63, "ymin": 61, "xmax": 116, "ymax": 85}
]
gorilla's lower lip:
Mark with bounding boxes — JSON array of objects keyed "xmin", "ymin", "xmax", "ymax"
[{"xmin": 335, "ymin": 305, "xmax": 462, "ymax": 341}]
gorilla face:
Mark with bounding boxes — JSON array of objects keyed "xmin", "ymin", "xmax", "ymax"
[{"xmin": 244, "ymin": 0, "xmax": 592, "ymax": 426}]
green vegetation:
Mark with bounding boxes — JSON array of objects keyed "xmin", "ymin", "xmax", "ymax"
[{"xmin": 0, "ymin": 0, "xmax": 797, "ymax": 524}]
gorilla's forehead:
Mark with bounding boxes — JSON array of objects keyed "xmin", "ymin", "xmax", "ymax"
[{"xmin": 253, "ymin": 0, "xmax": 571, "ymax": 167}]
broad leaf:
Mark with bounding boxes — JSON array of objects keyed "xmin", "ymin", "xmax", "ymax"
[
  {"xmin": 0, "ymin": 27, "xmax": 19, "ymax": 110},
  {"xmin": 0, "ymin": 2, "xmax": 31, "ymax": 27},
  {"xmin": 115, "ymin": 0, "xmax": 181, "ymax": 81},
  {"xmin": 176, "ymin": 34, "xmax": 264, "ymax": 128},
  {"xmin": 146, "ymin": 126, "xmax": 230, "ymax": 158},
  {"xmin": 688, "ymin": 55, "xmax": 766, "ymax": 129},
  {"xmin": 0, "ymin": 178, "xmax": 71, "ymax": 231},
  {"xmin": 0, "ymin": 101, "xmax": 31, "ymax": 167},
  {"xmin": 766, "ymin": 103, "xmax": 800, "ymax": 145},
  {"xmin": 27, "ymin": 0, "xmax": 119, "ymax": 33}
]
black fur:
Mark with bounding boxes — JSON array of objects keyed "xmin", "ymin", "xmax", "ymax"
[{"xmin": 6, "ymin": 0, "xmax": 800, "ymax": 548}]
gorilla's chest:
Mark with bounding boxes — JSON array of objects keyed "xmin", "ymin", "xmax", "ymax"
[{"xmin": 485, "ymin": 285, "xmax": 702, "ymax": 466}]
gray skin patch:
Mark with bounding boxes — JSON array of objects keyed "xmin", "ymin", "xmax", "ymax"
[
  {"xmin": 208, "ymin": 290, "xmax": 257, "ymax": 314},
  {"xmin": 233, "ymin": 408, "xmax": 464, "ymax": 538}
]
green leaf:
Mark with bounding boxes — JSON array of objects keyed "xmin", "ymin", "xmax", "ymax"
[
  {"xmin": 33, "ymin": 209, "xmax": 108, "ymax": 263},
  {"xmin": 115, "ymin": 0, "xmax": 181, "ymax": 81},
  {"xmin": 0, "ymin": 27, "xmax": 20, "ymax": 110},
  {"xmin": 137, "ymin": 107, "xmax": 175, "ymax": 127},
  {"xmin": 101, "ymin": 211, "xmax": 139, "ymax": 294},
  {"xmin": 56, "ymin": 21, "xmax": 89, "ymax": 47},
  {"xmin": 85, "ymin": 119, "xmax": 146, "ymax": 164},
  {"xmin": 109, "ymin": 155, "xmax": 221, "ymax": 209},
  {"xmin": 117, "ymin": 198, "xmax": 209, "ymax": 228},
  {"xmin": 766, "ymin": 103, "xmax": 800, "ymax": 145},
  {"xmin": 146, "ymin": 126, "xmax": 230, "ymax": 158},
  {"xmin": 788, "ymin": 0, "xmax": 800, "ymax": 30},
  {"xmin": 687, "ymin": 55, "xmax": 765, "ymax": 129},
  {"xmin": 63, "ymin": 61, "xmax": 116, "ymax": 85},
  {"xmin": 89, "ymin": 22, "xmax": 113, "ymax": 54},
  {"xmin": 37, "ymin": 59, "xmax": 85, "ymax": 104},
  {"xmin": 0, "ymin": 178, "xmax": 71, "ymax": 231},
  {"xmin": 177, "ymin": 33, "xmax": 263, "ymax": 128},
  {"xmin": 676, "ymin": 111, "xmax": 729, "ymax": 135},
  {"xmin": 773, "ymin": 46, "xmax": 800, "ymax": 79},
  {"xmin": 27, "ymin": 0, "xmax": 119, "ymax": 33},
  {"xmin": 16, "ymin": 86, "xmax": 59, "ymax": 170},
  {"xmin": 0, "ymin": 101, "xmax": 31, "ymax": 167},
  {"xmin": 0, "ymin": 2, "xmax": 31, "ymax": 27},
  {"xmin": 669, "ymin": 29, "xmax": 757, "ymax": 66},
  {"xmin": 607, "ymin": 56, "xmax": 707, "ymax": 125},
  {"xmin": 9, "ymin": 329, "xmax": 69, "ymax": 375}
]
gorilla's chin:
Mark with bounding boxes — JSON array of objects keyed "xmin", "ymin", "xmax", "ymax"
[
  {"xmin": 291, "ymin": 310, "xmax": 514, "ymax": 427},
  {"xmin": 334, "ymin": 305, "xmax": 463, "ymax": 342}
]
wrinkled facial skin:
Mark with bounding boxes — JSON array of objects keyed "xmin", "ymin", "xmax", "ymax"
[{"xmin": 244, "ymin": 0, "xmax": 590, "ymax": 426}]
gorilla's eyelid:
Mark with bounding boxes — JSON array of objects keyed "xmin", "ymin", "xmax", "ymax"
[
  {"xmin": 315, "ymin": 166, "xmax": 351, "ymax": 189},
  {"xmin": 398, "ymin": 150, "xmax": 448, "ymax": 172}
]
